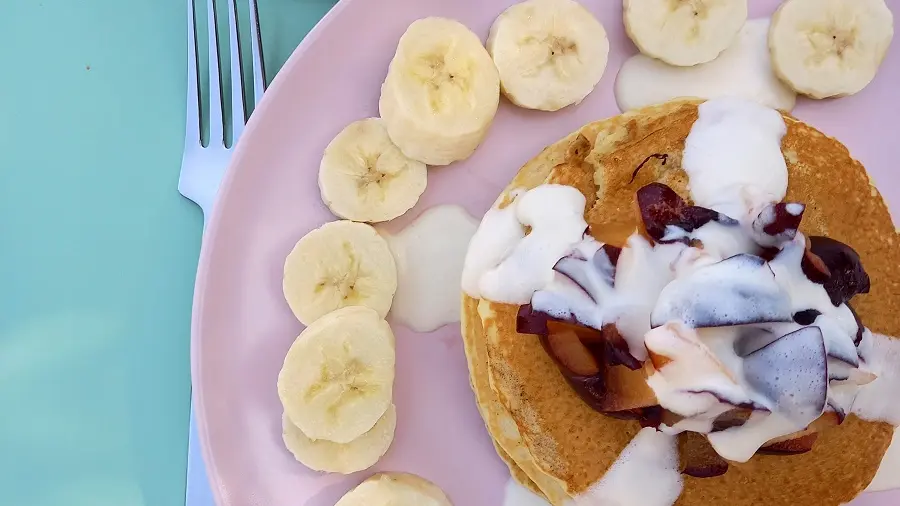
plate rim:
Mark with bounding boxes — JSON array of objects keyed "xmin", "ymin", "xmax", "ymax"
[{"xmin": 189, "ymin": 0, "xmax": 355, "ymax": 502}]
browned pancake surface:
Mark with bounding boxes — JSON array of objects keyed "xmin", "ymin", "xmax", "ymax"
[{"xmin": 466, "ymin": 100, "xmax": 897, "ymax": 505}]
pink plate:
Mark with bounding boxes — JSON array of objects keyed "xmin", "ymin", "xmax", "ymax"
[{"xmin": 192, "ymin": 0, "xmax": 900, "ymax": 504}]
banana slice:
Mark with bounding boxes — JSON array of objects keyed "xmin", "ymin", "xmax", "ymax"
[
  {"xmin": 283, "ymin": 220, "xmax": 397, "ymax": 326},
  {"xmin": 282, "ymin": 404, "xmax": 397, "ymax": 474},
  {"xmin": 769, "ymin": 0, "xmax": 894, "ymax": 99},
  {"xmin": 319, "ymin": 118, "xmax": 428, "ymax": 223},
  {"xmin": 623, "ymin": 0, "xmax": 748, "ymax": 66},
  {"xmin": 379, "ymin": 17, "xmax": 500, "ymax": 166},
  {"xmin": 335, "ymin": 472, "xmax": 453, "ymax": 506},
  {"xmin": 486, "ymin": 0, "xmax": 609, "ymax": 111},
  {"xmin": 278, "ymin": 306, "xmax": 396, "ymax": 443}
]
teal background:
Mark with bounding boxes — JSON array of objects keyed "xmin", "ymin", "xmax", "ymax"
[{"xmin": 0, "ymin": 0, "xmax": 335, "ymax": 504}]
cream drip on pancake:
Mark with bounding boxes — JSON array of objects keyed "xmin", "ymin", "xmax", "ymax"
[
  {"xmin": 682, "ymin": 97, "xmax": 788, "ymax": 221},
  {"xmin": 461, "ymin": 184, "xmax": 587, "ymax": 303},
  {"xmin": 574, "ymin": 428, "xmax": 682, "ymax": 506}
]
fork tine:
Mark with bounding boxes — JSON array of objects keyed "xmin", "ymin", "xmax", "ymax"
[
  {"xmin": 248, "ymin": 0, "xmax": 267, "ymax": 106},
  {"xmin": 186, "ymin": 0, "xmax": 201, "ymax": 146},
  {"xmin": 207, "ymin": 0, "xmax": 225, "ymax": 146},
  {"xmin": 226, "ymin": 0, "xmax": 246, "ymax": 144}
]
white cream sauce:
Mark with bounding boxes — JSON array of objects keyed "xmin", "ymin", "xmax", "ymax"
[
  {"xmin": 461, "ymin": 184, "xmax": 587, "ymax": 304},
  {"xmin": 856, "ymin": 332, "xmax": 900, "ymax": 492},
  {"xmin": 501, "ymin": 478, "xmax": 551, "ymax": 506},
  {"xmin": 615, "ymin": 19, "xmax": 796, "ymax": 113},
  {"xmin": 682, "ymin": 97, "xmax": 788, "ymax": 220},
  {"xmin": 574, "ymin": 428, "xmax": 682, "ymax": 506},
  {"xmin": 380, "ymin": 205, "xmax": 478, "ymax": 332},
  {"xmin": 852, "ymin": 332, "xmax": 900, "ymax": 425}
]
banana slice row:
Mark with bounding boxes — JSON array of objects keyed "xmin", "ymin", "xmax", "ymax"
[
  {"xmin": 769, "ymin": 0, "xmax": 894, "ymax": 99},
  {"xmin": 379, "ymin": 17, "xmax": 500, "ymax": 166},
  {"xmin": 623, "ymin": 0, "xmax": 893, "ymax": 99},
  {"xmin": 624, "ymin": 0, "xmax": 749, "ymax": 67},
  {"xmin": 335, "ymin": 473, "xmax": 453, "ymax": 506},
  {"xmin": 488, "ymin": 0, "xmax": 610, "ymax": 111},
  {"xmin": 283, "ymin": 220, "xmax": 397, "ymax": 326},
  {"xmin": 319, "ymin": 118, "xmax": 427, "ymax": 224},
  {"xmin": 277, "ymin": 305, "xmax": 398, "ymax": 473}
]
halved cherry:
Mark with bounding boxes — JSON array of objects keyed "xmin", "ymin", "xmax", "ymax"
[
  {"xmin": 636, "ymin": 183, "xmax": 731, "ymax": 244},
  {"xmin": 801, "ymin": 247, "xmax": 832, "ymax": 284},
  {"xmin": 808, "ymin": 236, "xmax": 871, "ymax": 306},
  {"xmin": 517, "ymin": 304, "xmax": 551, "ymax": 335}
]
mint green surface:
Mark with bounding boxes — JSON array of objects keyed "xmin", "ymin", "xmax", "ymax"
[{"xmin": 0, "ymin": 1, "xmax": 335, "ymax": 504}]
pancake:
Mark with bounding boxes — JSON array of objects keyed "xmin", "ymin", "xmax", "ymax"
[{"xmin": 461, "ymin": 100, "xmax": 899, "ymax": 505}]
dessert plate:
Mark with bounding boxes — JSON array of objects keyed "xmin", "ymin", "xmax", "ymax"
[{"xmin": 191, "ymin": 0, "xmax": 900, "ymax": 504}]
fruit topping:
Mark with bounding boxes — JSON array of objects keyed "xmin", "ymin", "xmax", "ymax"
[
  {"xmin": 751, "ymin": 202, "xmax": 805, "ymax": 248},
  {"xmin": 808, "ymin": 236, "xmax": 871, "ymax": 306},
  {"xmin": 517, "ymin": 304, "xmax": 552, "ymax": 335},
  {"xmin": 679, "ymin": 431, "xmax": 729, "ymax": 478},
  {"xmin": 547, "ymin": 330, "xmax": 600, "ymax": 376},
  {"xmin": 711, "ymin": 407, "xmax": 754, "ymax": 432},
  {"xmin": 554, "ymin": 244, "xmax": 616, "ymax": 302},
  {"xmin": 651, "ymin": 254, "xmax": 793, "ymax": 328},
  {"xmin": 602, "ymin": 243, "xmax": 623, "ymax": 267},
  {"xmin": 742, "ymin": 326, "xmax": 827, "ymax": 422},
  {"xmin": 800, "ymin": 247, "xmax": 831, "ymax": 284},
  {"xmin": 539, "ymin": 330, "xmax": 658, "ymax": 414},
  {"xmin": 793, "ymin": 309, "xmax": 821, "ymax": 325},
  {"xmin": 529, "ymin": 236, "xmax": 617, "ymax": 330},
  {"xmin": 600, "ymin": 324, "xmax": 644, "ymax": 370},
  {"xmin": 636, "ymin": 183, "xmax": 737, "ymax": 244},
  {"xmin": 645, "ymin": 323, "xmax": 756, "ymax": 416}
]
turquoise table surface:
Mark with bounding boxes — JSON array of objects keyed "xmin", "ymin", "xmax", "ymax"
[{"xmin": 0, "ymin": 0, "xmax": 336, "ymax": 504}]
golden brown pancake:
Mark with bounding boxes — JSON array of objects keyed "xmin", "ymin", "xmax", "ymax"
[{"xmin": 461, "ymin": 99, "xmax": 899, "ymax": 505}]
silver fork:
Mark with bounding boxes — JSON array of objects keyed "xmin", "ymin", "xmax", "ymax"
[{"xmin": 180, "ymin": 0, "xmax": 266, "ymax": 503}]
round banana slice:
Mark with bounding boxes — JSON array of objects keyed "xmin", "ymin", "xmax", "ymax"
[
  {"xmin": 319, "ymin": 118, "xmax": 427, "ymax": 223},
  {"xmin": 379, "ymin": 17, "xmax": 500, "ymax": 166},
  {"xmin": 769, "ymin": 0, "xmax": 894, "ymax": 99},
  {"xmin": 283, "ymin": 220, "xmax": 397, "ymax": 326},
  {"xmin": 278, "ymin": 306, "xmax": 396, "ymax": 443},
  {"xmin": 334, "ymin": 472, "xmax": 453, "ymax": 506},
  {"xmin": 624, "ymin": 0, "xmax": 748, "ymax": 66},
  {"xmin": 487, "ymin": 0, "xmax": 609, "ymax": 111},
  {"xmin": 282, "ymin": 404, "xmax": 397, "ymax": 474}
]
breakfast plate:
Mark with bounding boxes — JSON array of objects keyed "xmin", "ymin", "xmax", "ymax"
[{"xmin": 191, "ymin": 0, "xmax": 900, "ymax": 505}]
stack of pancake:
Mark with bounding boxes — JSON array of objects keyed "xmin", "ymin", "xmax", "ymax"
[{"xmin": 461, "ymin": 100, "xmax": 900, "ymax": 505}]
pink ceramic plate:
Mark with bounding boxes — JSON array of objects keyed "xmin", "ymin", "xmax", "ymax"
[{"xmin": 192, "ymin": 0, "xmax": 900, "ymax": 504}]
